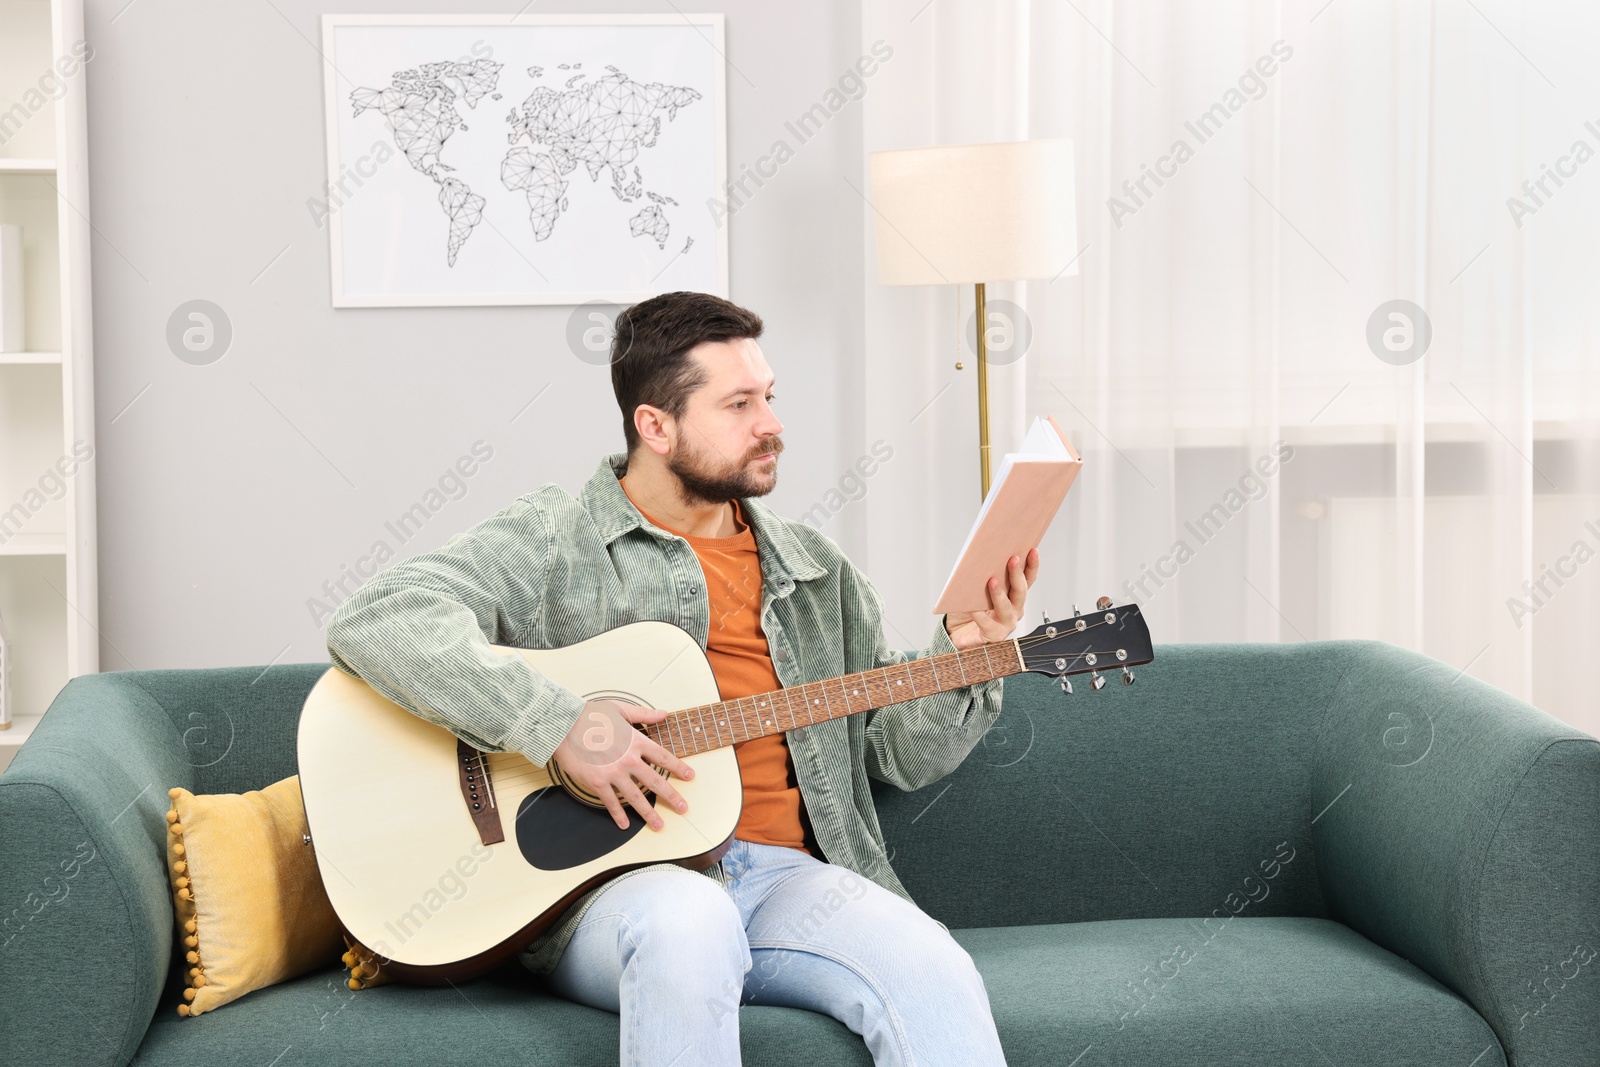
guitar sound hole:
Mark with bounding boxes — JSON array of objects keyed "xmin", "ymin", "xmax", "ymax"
[{"xmin": 515, "ymin": 786, "xmax": 650, "ymax": 871}]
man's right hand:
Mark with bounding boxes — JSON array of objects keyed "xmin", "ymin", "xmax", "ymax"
[{"xmin": 549, "ymin": 698, "xmax": 694, "ymax": 832}]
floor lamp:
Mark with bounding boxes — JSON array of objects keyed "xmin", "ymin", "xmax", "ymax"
[{"xmin": 867, "ymin": 139, "xmax": 1077, "ymax": 501}]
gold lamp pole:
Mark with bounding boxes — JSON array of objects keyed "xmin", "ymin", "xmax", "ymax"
[
  {"xmin": 974, "ymin": 282, "xmax": 991, "ymax": 501},
  {"xmin": 868, "ymin": 139, "xmax": 1078, "ymax": 504}
]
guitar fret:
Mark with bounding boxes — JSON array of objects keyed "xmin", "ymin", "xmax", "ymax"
[
  {"xmin": 954, "ymin": 650, "xmax": 969, "ymax": 687},
  {"xmin": 707, "ymin": 702, "xmax": 725, "ymax": 749},
  {"xmin": 780, "ymin": 687, "xmax": 800, "ymax": 733},
  {"xmin": 690, "ymin": 704, "xmax": 706, "ymax": 751}
]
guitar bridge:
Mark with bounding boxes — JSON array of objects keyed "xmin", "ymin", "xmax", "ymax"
[{"xmin": 457, "ymin": 739, "xmax": 506, "ymax": 846}]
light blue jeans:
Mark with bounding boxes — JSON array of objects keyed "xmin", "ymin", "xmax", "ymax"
[{"xmin": 539, "ymin": 838, "xmax": 1008, "ymax": 1066}]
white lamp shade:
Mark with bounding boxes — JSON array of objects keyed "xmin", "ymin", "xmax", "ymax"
[{"xmin": 867, "ymin": 138, "xmax": 1077, "ymax": 286}]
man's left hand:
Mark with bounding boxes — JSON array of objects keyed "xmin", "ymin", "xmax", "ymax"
[{"xmin": 944, "ymin": 547, "xmax": 1040, "ymax": 650}]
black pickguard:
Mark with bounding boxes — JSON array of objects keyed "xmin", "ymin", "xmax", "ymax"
[{"xmin": 515, "ymin": 786, "xmax": 651, "ymax": 870}]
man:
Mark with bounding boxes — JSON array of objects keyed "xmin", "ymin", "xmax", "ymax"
[{"xmin": 324, "ymin": 290, "xmax": 1039, "ymax": 1066}]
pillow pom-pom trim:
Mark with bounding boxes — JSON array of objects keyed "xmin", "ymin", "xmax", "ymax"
[{"xmin": 168, "ymin": 787, "xmax": 209, "ymax": 1017}]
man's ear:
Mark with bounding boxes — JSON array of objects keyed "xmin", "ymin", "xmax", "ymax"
[{"xmin": 633, "ymin": 404, "xmax": 674, "ymax": 457}]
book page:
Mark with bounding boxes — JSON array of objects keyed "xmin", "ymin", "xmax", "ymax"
[{"xmin": 942, "ymin": 416, "xmax": 1073, "ymax": 591}]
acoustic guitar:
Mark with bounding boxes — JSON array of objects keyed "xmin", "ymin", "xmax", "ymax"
[{"xmin": 296, "ymin": 598, "xmax": 1153, "ymax": 985}]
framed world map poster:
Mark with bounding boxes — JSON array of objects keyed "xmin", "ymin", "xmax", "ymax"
[{"xmin": 319, "ymin": 13, "xmax": 729, "ymax": 307}]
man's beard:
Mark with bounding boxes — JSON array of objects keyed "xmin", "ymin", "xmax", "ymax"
[{"xmin": 667, "ymin": 432, "xmax": 783, "ymax": 507}]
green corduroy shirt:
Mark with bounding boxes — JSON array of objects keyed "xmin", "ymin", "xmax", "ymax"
[{"xmin": 324, "ymin": 451, "xmax": 1005, "ymax": 974}]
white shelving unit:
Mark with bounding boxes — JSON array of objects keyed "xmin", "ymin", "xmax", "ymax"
[{"xmin": 0, "ymin": 0, "xmax": 98, "ymax": 773}]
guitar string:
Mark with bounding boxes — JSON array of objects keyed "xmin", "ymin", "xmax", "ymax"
[
  {"xmin": 477, "ymin": 618, "xmax": 1130, "ymax": 781},
  {"xmin": 478, "ymin": 616, "xmax": 1129, "ymax": 777},
  {"xmin": 472, "ymin": 616, "xmax": 1138, "ymax": 788}
]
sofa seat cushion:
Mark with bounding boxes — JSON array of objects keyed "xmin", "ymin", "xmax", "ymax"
[
  {"xmin": 966, "ymin": 917, "xmax": 1505, "ymax": 1067},
  {"xmin": 131, "ymin": 917, "xmax": 1502, "ymax": 1067}
]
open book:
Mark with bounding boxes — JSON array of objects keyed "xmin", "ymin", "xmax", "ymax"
[{"xmin": 934, "ymin": 413, "xmax": 1083, "ymax": 614}]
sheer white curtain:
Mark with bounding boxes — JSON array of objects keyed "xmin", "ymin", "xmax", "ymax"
[{"xmin": 860, "ymin": 0, "xmax": 1600, "ymax": 734}]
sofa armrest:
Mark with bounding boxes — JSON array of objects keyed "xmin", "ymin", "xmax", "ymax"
[
  {"xmin": 1313, "ymin": 640, "xmax": 1600, "ymax": 1067},
  {"xmin": 0, "ymin": 674, "xmax": 196, "ymax": 1067}
]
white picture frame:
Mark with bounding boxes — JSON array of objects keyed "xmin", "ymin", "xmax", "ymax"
[{"xmin": 319, "ymin": 13, "xmax": 729, "ymax": 308}]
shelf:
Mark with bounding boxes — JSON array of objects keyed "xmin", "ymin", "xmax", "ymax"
[
  {"xmin": 0, "ymin": 712, "xmax": 44, "ymax": 748},
  {"xmin": 0, "ymin": 0, "xmax": 100, "ymax": 723},
  {"xmin": 0, "ymin": 532, "xmax": 66, "ymax": 556}
]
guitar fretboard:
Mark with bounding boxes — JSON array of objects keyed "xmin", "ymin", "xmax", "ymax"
[{"xmin": 643, "ymin": 638, "xmax": 1025, "ymax": 758}]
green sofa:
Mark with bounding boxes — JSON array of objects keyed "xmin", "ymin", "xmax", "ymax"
[{"xmin": 1, "ymin": 640, "xmax": 1595, "ymax": 1066}]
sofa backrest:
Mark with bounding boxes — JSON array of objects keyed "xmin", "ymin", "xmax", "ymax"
[
  {"xmin": 91, "ymin": 644, "xmax": 1343, "ymax": 933},
  {"xmin": 873, "ymin": 641, "xmax": 1344, "ymax": 929},
  {"xmin": 104, "ymin": 665, "xmax": 328, "ymax": 797}
]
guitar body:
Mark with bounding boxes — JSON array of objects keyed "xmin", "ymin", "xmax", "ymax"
[
  {"xmin": 297, "ymin": 620, "xmax": 743, "ymax": 984},
  {"xmin": 298, "ymin": 599, "xmax": 1155, "ymax": 986}
]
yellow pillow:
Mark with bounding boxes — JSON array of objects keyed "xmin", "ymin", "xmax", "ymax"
[{"xmin": 164, "ymin": 775, "xmax": 344, "ymax": 1016}]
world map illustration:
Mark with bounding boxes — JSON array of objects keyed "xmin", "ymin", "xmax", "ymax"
[{"xmin": 349, "ymin": 58, "xmax": 702, "ymax": 267}]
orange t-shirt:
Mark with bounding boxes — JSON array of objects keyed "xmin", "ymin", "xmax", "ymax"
[{"xmin": 621, "ymin": 484, "xmax": 810, "ymax": 854}]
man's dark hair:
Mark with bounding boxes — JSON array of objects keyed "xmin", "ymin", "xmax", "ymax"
[{"xmin": 610, "ymin": 291, "xmax": 765, "ymax": 455}]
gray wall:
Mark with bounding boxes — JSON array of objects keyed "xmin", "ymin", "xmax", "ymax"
[{"xmin": 85, "ymin": 0, "xmax": 874, "ymax": 672}]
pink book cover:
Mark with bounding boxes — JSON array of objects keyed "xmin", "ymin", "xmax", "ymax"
[{"xmin": 934, "ymin": 413, "xmax": 1082, "ymax": 614}]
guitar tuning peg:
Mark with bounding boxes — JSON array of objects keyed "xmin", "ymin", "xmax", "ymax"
[
  {"xmin": 1059, "ymin": 677, "xmax": 1073, "ymax": 695},
  {"xmin": 1096, "ymin": 595, "xmax": 1113, "ymax": 610},
  {"xmin": 1090, "ymin": 670, "xmax": 1106, "ymax": 691},
  {"xmin": 1042, "ymin": 611, "xmax": 1050, "ymax": 624},
  {"xmin": 1072, "ymin": 604, "xmax": 1080, "ymax": 618},
  {"xmin": 1122, "ymin": 666, "xmax": 1135, "ymax": 686}
]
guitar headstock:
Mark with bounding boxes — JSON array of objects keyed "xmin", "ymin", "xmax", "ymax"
[{"xmin": 1015, "ymin": 597, "xmax": 1153, "ymax": 692}]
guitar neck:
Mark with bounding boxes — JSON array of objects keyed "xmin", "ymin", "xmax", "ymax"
[{"xmin": 643, "ymin": 638, "xmax": 1027, "ymax": 758}]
